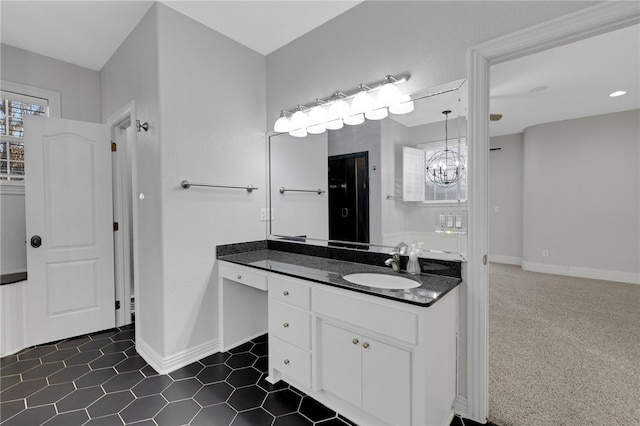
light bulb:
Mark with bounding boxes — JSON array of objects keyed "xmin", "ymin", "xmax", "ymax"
[
  {"xmin": 289, "ymin": 127, "xmax": 307, "ymax": 138},
  {"xmin": 289, "ymin": 109, "xmax": 308, "ymax": 130},
  {"xmin": 326, "ymin": 118, "xmax": 344, "ymax": 130},
  {"xmin": 377, "ymin": 82, "xmax": 402, "ymax": 107},
  {"xmin": 273, "ymin": 112, "xmax": 291, "ymax": 133},
  {"xmin": 308, "ymin": 104, "xmax": 329, "ymax": 126},
  {"xmin": 350, "ymin": 88, "xmax": 374, "ymax": 115},
  {"xmin": 365, "ymin": 107, "xmax": 388, "ymax": 120},
  {"xmin": 389, "ymin": 94, "xmax": 414, "ymax": 115},
  {"xmin": 307, "ymin": 123, "xmax": 326, "ymax": 134},
  {"xmin": 329, "ymin": 98, "xmax": 350, "ymax": 120},
  {"xmin": 344, "ymin": 113, "xmax": 365, "ymax": 126}
]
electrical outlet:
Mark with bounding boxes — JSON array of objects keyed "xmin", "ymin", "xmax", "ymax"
[
  {"xmin": 542, "ymin": 249, "xmax": 549, "ymax": 257},
  {"xmin": 260, "ymin": 208, "xmax": 268, "ymax": 221}
]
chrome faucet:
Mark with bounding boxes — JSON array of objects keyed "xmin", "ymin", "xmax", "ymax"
[{"xmin": 385, "ymin": 242, "xmax": 409, "ymax": 272}]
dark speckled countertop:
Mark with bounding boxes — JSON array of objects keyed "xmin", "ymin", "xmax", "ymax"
[{"xmin": 217, "ymin": 242, "xmax": 462, "ymax": 307}]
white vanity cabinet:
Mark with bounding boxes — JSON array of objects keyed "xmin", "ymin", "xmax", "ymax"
[
  {"xmin": 267, "ymin": 275, "xmax": 312, "ymax": 388},
  {"xmin": 320, "ymin": 321, "xmax": 411, "ymax": 426},
  {"xmin": 218, "ymin": 260, "xmax": 459, "ymax": 426}
]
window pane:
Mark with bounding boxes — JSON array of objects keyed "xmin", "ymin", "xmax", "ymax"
[
  {"xmin": 9, "ymin": 142, "xmax": 24, "ymax": 161},
  {"xmin": 0, "ymin": 92, "xmax": 48, "ymax": 181}
]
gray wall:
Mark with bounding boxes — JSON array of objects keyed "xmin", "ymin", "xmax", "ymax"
[
  {"xmin": 1, "ymin": 44, "xmax": 101, "ymax": 123},
  {"xmin": 523, "ymin": 110, "xmax": 640, "ymax": 275},
  {"xmin": 489, "ymin": 133, "xmax": 524, "ymax": 263},
  {"xmin": 1, "ymin": 44, "xmax": 102, "ymax": 275},
  {"xmin": 101, "ymin": 3, "xmax": 267, "ymax": 363},
  {"xmin": 100, "ymin": 5, "xmax": 164, "ymax": 355}
]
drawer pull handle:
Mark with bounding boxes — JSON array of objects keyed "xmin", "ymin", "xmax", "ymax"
[
  {"xmin": 283, "ymin": 359, "xmax": 290, "ymax": 365},
  {"xmin": 283, "ymin": 290, "xmax": 290, "ymax": 296},
  {"xmin": 237, "ymin": 275, "xmax": 242, "ymax": 280},
  {"xmin": 362, "ymin": 342, "xmax": 370, "ymax": 349},
  {"xmin": 352, "ymin": 338, "xmax": 359, "ymax": 345},
  {"xmin": 283, "ymin": 322, "xmax": 289, "ymax": 328}
]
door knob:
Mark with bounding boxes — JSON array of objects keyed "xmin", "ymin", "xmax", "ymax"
[{"xmin": 30, "ymin": 235, "xmax": 42, "ymax": 248}]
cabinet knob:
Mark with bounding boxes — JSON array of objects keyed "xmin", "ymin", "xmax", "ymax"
[
  {"xmin": 283, "ymin": 322, "xmax": 289, "ymax": 328},
  {"xmin": 283, "ymin": 290, "xmax": 289, "ymax": 296},
  {"xmin": 352, "ymin": 338, "xmax": 359, "ymax": 345},
  {"xmin": 237, "ymin": 275, "xmax": 242, "ymax": 280},
  {"xmin": 283, "ymin": 359, "xmax": 290, "ymax": 365},
  {"xmin": 362, "ymin": 342, "xmax": 370, "ymax": 349}
]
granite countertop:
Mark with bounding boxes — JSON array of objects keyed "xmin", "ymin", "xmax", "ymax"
[{"xmin": 218, "ymin": 249, "xmax": 461, "ymax": 307}]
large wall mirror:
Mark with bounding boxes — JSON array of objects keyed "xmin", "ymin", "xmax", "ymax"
[{"xmin": 268, "ymin": 79, "xmax": 468, "ymax": 260}]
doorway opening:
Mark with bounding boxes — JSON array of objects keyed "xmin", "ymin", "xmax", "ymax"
[
  {"xmin": 328, "ymin": 151, "xmax": 370, "ymax": 248},
  {"xmin": 109, "ymin": 102, "xmax": 138, "ymax": 328},
  {"xmin": 485, "ymin": 16, "xmax": 639, "ymax": 426}
]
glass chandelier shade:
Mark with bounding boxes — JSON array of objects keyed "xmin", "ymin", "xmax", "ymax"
[
  {"xmin": 377, "ymin": 81, "xmax": 402, "ymax": 107},
  {"xmin": 389, "ymin": 94, "xmax": 414, "ymax": 114},
  {"xmin": 273, "ymin": 110, "xmax": 292, "ymax": 133},
  {"xmin": 425, "ymin": 110, "xmax": 465, "ymax": 187},
  {"xmin": 350, "ymin": 86, "xmax": 374, "ymax": 115}
]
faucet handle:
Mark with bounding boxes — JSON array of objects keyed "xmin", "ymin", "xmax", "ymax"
[{"xmin": 392, "ymin": 242, "xmax": 409, "ymax": 256}]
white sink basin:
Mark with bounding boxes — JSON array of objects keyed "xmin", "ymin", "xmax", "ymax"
[{"xmin": 342, "ymin": 273, "xmax": 420, "ymax": 289}]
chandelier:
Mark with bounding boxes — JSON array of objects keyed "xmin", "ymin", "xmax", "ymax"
[{"xmin": 425, "ymin": 110, "xmax": 465, "ymax": 188}]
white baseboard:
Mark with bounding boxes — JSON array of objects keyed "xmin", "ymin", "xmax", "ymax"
[
  {"xmin": 488, "ymin": 255, "xmax": 522, "ymax": 266},
  {"xmin": 453, "ymin": 395, "xmax": 468, "ymax": 418},
  {"xmin": 521, "ymin": 261, "xmax": 640, "ymax": 285},
  {"xmin": 137, "ymin": 337, "xmax": 220, "ymax": 375}
]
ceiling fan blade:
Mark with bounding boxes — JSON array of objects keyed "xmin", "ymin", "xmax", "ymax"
[{"xmin": 490, "ymin": 114, "xmax": 503, "ymax": 121}]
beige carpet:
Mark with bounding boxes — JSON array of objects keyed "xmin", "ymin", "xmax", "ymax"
[{"xmin": 488, "ymin": 263, "xmax": 640, "ymax": 426}]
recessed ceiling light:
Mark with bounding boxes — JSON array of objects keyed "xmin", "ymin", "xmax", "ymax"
[{"xmin": 609, "ymin": 90, "xmax": 627, "ymax": 97}]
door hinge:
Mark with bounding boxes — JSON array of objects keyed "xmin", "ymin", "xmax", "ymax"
[
  {"xmin": 115, "ymin": 300, "xmax": 121, "ymax": 310},
  {"xmin": 111, "ymin": 141, "xmax": 117, "ymax": 152},
  {"xmin": 113, "ymin": 222, "xmax": 119, "ymax": 232}
]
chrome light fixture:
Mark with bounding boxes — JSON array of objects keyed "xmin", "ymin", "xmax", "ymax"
[
  {"xmin": 273, "ymin": 74, "xmax": 410, "ymax": 137},
  {"xmin": 425, "ymin": 110, "xmax": 465, "ymax": 187}
]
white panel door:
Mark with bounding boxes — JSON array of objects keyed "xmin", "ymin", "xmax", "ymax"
[
  {"xmin": 320, "ymin": 322, "xmax": 361, "ymax": 407},
  {"xmin": 362, "ymin": 336, "xmax": 411, "ymax": 426},
  {"xmin": 24, "ymin": 116, "xmax": 115, "ymax": 346}
]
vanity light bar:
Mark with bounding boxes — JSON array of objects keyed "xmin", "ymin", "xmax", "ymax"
[{"xmin": 274, "ymin": 74, "xmax": 412, "ymax": 137}]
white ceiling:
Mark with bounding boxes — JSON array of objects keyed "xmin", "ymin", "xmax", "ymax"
[
  {"xmin": 490, "ymin": 23, "xmax": 640, "ymax": 137},
  {"xmin": 0, "ymin": 1, "xmax": 362, "ymax": 70},
  {"xmin": 1, "ymin": 2, "xmax": 638, "ymax": 136}
]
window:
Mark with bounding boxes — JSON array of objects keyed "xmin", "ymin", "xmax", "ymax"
[
  {"xmin": 418, "ymin": 138, "xmax": 467, "ymax": 202},
  {"xmin": 0, "ymin": 81, "xmax": 60, "ymax": 184},
  {"xmin": 402, "ymin": 138, "xmax": 467, "ymax": 203}
]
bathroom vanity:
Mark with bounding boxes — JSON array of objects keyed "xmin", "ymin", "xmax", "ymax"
[{"xmin": 217, "ymin": 240, "xmax": 462, "ymax": 426}]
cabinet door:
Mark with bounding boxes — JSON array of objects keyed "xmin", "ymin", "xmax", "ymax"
[
  {"xmin": 362, "ymin": 336, "xmax": 411, "ymax": 426},
  {"xmin": 320, "ymin": 322, "xmax": 361, "ymax": 407}
]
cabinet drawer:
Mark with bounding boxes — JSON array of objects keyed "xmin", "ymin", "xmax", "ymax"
[
  {"xmin": 219, "ymin": 262, "xmax": 267, "ymax": 291},
  {"xmin": 269, "ymin": 301, "xmax": 311, "ymax": 349},
  {"xmin": 313, "ymin": 288, "xmax": 418, "ymax": 345},
  {"xmin": 270, "ymin": 336, "xmax": 311, "ymax": 388},
  {"xmin": 269, "ymin": 276, "xmax": 310, "ymax": 309}
]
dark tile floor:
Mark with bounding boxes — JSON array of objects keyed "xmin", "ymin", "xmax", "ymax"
[{"xmin": 1, "ymin": 324, "xmax": 488, "ymax": 426}]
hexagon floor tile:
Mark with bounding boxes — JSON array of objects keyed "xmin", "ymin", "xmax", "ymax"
[
  {"xmin": 1, "ymin": 324, "xmax": 356, "ymax": 425},
  {"xmin": 1, "ymin": 323, "xmax": 472, "ymax": 426}
]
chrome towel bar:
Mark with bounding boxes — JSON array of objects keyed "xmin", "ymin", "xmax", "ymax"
[
  {"xmin": 279, "ymin": 186, "xmax": 326, "ymax": 195},
  {"xmin": 181, "ymin": 180, "xmax": 257, "ymax": 193}
]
